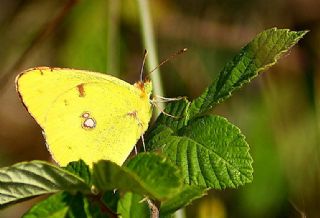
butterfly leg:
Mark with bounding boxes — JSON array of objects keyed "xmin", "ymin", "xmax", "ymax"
[
  {"xmin": 141, "ymin": 134, "xmax": 146, "ymax": 152},
  {"xmin": 152, "ymin": 95, "xmax": 187, "ymax": 102},
  {"xmin": 150, "ymin": 96, "xmax": 187, "ymax": 118},
  {"xmin": 134, "ymin": 145, "xmax": 138, "ymax": 155},
  {"xmin": 127, "ymin": 110, "xmax": 145, "ymax": 153}
]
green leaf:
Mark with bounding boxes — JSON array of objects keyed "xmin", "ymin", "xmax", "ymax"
[
  {"xmin": 65, "ymin": 160, "xmax": 92, "ymax": 185},
  {"xmin": 145, "ymin": 100, "xmax": 190, "ymax": 152},
  {"xmin": 23, "ymin": 192, "xmax": 107, "ymax": 218},
  {"xmin": 23, "ymin": 192, "xmax": 70, "ymax": 218},
  {"xmin": 117, "ymin": 192, "xmax": 149, "ymax": 218},
  {"xmin": 93, "ymin": 153, "xmax": 183, "ymax": 200},
  {"xmin": 125, "ymin": 153, "xmax": 183, "ymax": 198},
  {"xmin": 146, "ymin": 29, "xmax": 307, "ymax": 149},
  {"xmin": 101, "ymin": 191, "xmax": 119, "ymax": 214},
  {"xmin": 148, "ymin": 115, "xmax": 253, "ymax": 189},
  {"xmin": 160, "ymin": 185, "xmax": 207, "ymax": 215},
  {"xmin": 145, "ymin": 28, "xmax": 306, "ymax": 190},
  {"xmin": 0, "ymin": 161, "xmax": 90, "ymax": 207},
  {"xmin": 189, "ymin": 28, "xmax": 308, "ymax": 117}
]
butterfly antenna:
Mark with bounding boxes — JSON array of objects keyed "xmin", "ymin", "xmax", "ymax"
[
  {"xmin": 145, "ymin": 48, "xmax": 188, "ymax": 80},
  {"xmin": 139, "ymin": 49, "xmax": 148, "ymax": 81}
]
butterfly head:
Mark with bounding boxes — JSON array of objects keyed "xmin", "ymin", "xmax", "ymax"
[{"xmin": 134, "ymin": 80, "xmax": 153, "ymax": 99}]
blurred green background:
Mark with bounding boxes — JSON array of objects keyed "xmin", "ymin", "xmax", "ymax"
[{"xmin": 0, "ymin": 0, "xmax": 319, "ymax": 217}]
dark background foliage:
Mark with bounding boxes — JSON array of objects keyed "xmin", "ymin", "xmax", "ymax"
[{"xmin": 0, "ymin": 0, "xmax": 319, "ymax": 217}]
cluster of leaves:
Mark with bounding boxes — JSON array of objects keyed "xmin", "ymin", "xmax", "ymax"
[{"xmin": 0, "ymin": 28, "xmax": 306, "ymax": 217}]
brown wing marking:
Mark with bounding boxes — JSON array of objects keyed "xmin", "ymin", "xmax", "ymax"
[{"xmin": 77, "ymin": 83, "xmax": 85, "ymax": 97}]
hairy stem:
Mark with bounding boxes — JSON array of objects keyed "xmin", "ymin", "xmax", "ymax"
[{"xmin": 147, "ymin": 199, "xmax": 160, "ymax": 218}]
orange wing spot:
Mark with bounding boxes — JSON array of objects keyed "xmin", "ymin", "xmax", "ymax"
[
  {"xmin": 134, "ymin": 81, "xmax": 145, "ymax": 91},
  {"xmin": 77, "ymin": 83, "xmax": 85, "ymax": 97}
]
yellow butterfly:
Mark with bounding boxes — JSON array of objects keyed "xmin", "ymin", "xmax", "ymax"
[{"xmin": 16, "ymin": 67, "xmax": 153, "ymax": 167}]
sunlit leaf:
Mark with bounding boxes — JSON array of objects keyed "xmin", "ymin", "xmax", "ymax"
[
  {"xmin": 93, "ymin": 153, "xmax": 183, "ymax": 200},
  {"xmin": 0, "ymin": 161, "xmax": 90, "ymax": 207},
  {"xmin": 148, "ymin": 115, "xmax": 253, "ymax": 189},
  {"xmin": 65, "ymin": 160, "xmax": 91, "ymax": 185},
  {"xmin": 117, "ymin": 192, "xmax": 149, "ymax": 218},
  {"xmin": 189, "ymin": 28, "xmax": 308, "ymax": 117},
  {"xmin": 160, "ymin": 185, "xmax": 207, "ymax": 215}
]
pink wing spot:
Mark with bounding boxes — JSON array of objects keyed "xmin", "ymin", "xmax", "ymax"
[
  {"xmin": 81, "ymin": 112, "xmax": 96, "ymax": 129},
  {"xmin": 77, "ymin": 83, "xmax": 85, "ymax": 97},
  {"xmin": 83, "ymin": 118, "xmax": 96, "ymax": 129},
  {"xmin": 81, "ymin": 112, "xmax": 90, "ymax": 118}
]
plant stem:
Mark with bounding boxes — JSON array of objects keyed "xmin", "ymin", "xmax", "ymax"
[
  {"xmin": 147, "ymin": 199, "xmax": 160, "ymax": 218},
  {"xmin": 136, "ymin": 0, "xmax": 164, "ymax": 116},
  {"xmin": 88, "ymin": 194, "xmax": 118, "ymax": 218},
  {"xmin": 106, "ymin": 0, "xmax": 120, "ymax": 74}
]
